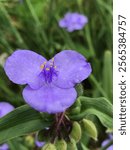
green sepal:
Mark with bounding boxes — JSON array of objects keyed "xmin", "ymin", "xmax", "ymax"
[
  {"xmin": 55, "ymin": 139, "xmax": 67, "ymax": 150},
  {"xmin": 67, "ymin": 138, "xmax": 77, "ymax": 150},
  {"xmin": 42, "ymin": 143, "xmax": 56, "ymax": 150}
]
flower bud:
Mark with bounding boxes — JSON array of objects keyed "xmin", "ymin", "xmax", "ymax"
[
  {"xmin": 70, "ymin": 121, "xmax": 82, "ymax": 143},
  {"xmin": 75, "ymin": 83, "xmax": 84, "ymax": 96},
  {"xmin": 69, "ymin": 99, "xmax": 81, "ymax": 115},
  {"xmin": 67, "ymin": 138, "xmax": 77, "ymax": 150},
  {"xmin": 42, "ymin": 143, "xmax": 56, "ymax": 150},
  {"xmin": 72, "ymin": 98, "xmax": 81, "ymax": 108},
  {"xmin": 25, "ymin": 135, "xmax": 34, "ymax": 147},
  {"xmin": 82, "ymin": 119, "xmax": 98, "ymax": 141},
  {"xmin": 55, "ymin": 139, "xmax": 67, "ymax": 150},
  {"xmin": 69, "ymin": 106, "xmax": 81, "ymax": 115}
]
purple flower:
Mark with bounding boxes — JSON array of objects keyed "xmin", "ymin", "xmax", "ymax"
[
  {"xmin": 4, "ymin": 50, "xmax": 92, "ymax": 113},
  {"xmin": 35, "ymin": 139, "xmax": 45, "ymax": 148},
  {"xmin": 0, "ymin": 102, "xmax": 14, "ymax": 150},
  {"xmin": 102, "ymin": 134, "xmax": 113, "ymax": 150},
  {"xmin": 0, "ymin": 143, "xmax": 9, "ymax": 150},
  {"xmin": 35, "ymin": 133, "xmax": 45, "ymax": 148},
  {"xmin": 59, "ymin": 12, "xmax": 88, "ymax": 32},
  {"xmin": 0, "ymin": 102, "xmax": 14, "ymax": 118}
]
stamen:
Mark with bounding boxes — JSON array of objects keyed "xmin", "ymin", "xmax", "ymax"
[
  {"xmin": 40, "ymin": 59, "xmax": 58, "ymax": 84},
  {"xmin": 52, "ymin": 57, "xmax": 54, "ymax": 62},
  {"xmin": 40, "ymin": 62, "xmax": 46, "ymax": 69},
  {"xmin": 46, "ymin": 68, "xmax": 50, "ymax": 71}
]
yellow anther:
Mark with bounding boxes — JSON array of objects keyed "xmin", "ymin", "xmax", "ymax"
[
  {"xmin": 54, "ymin": 66, "xmax": 57, "ymax": 69},
  {"xmin": 40, "ymin": 62, "xmax": 46, "ymax": 69},
  {"xmin": 40, "ymin": 64, "xmax": 44, "ymax": 69},
  {"xmin": 46, "ymin": 68, "xmax": 50, "ymax": 71},
  {"xmin": 52, "ymin": 57, "xmax": 54, "ymax": 62}
]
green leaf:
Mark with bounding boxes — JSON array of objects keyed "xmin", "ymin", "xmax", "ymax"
[
  {"xmin": 8, "ymin": 138, "xmax": 29, "ymax": 150},
  {"xmin": 102, "ymin": 50, "xmax": 113, "ymax": 102},
  {"xmin": 69, "ymin": 96, "xmax": 113, "ymax": 130},
  {"xmin": 0, "ymin": 105, "xmax": 52, "ymax": 144}
]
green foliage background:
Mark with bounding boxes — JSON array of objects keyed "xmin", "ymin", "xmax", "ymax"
[{"xmin": 0, "ymin": 0, "xmax": 112, "ymax": 149}]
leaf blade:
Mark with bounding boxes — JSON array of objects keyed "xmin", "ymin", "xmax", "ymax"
[
  {"xmin": 69, "ymin": 96, "xmax": 113, "ymax": 130},
  {"xmin": 0, "ymin": 105, "xmax": 51, "ymax": 144}
]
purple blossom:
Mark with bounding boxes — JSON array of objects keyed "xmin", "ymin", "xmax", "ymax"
[
  {"xmin": 0, "ymin": 102, "xmax": 14, "ymax": 118},
  {"xmin": 59, "ymin": 12, "xmax": 88, "ymax": 32},
  {"xmin": 35, "ymin": 140, "xmax": 45, "ymax": 148},
  {"xmin": 35, "ymin": 135, "xmax": 45, "ymax": 147},
  {"xmin": 0, "ymin": 143, "xmax": 9, "ymax": 150},
  {"xmin": 4, "ymin": 50, "xmax": 92, "ymax": 113},
  {"xmin": 102, "ymin": 134, "xmax": 113, "ymax": 150},
  {"xmin": 0, "ymin": 102, "xmax": 14, "ymax": 150}
]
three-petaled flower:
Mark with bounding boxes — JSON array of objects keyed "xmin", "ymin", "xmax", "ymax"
[
  {"xmin": 4, "ymin": 50, "xmax": 92, "ymax": 113},
  {"xmin": 59, "ymin": 12, "xmax": 88, "ymax": 32}
]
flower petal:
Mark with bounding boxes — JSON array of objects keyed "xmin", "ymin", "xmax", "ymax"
[
  {"xmin": 53, "ymin": 50, "xmax": 92, "ymax": 88},
  {"xmin": 59, "ymin": 19, "xmax": 67, "ymax": 28},
  {"xmin": 0, "ymin": 143, "xmax": 9, "ymax": 150},
  {"xmin": 102, "ymin": 139, "xmax": 113, "ymax": 150},
  {"xmin": 23, "ymin": 85, "xmax": 77, "ymax": 114},
  {"xmin": 4, "ymin": 50, "xmax": 46, "ymax": 89},
  {"xmin": 0, "ymin": 102, "xmax": 14, "ymax": 118}
]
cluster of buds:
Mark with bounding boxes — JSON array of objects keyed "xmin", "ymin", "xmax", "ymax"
[
  {"xmin": 37, "ymin": 97, "xmax": 98, "ymax": 150},
  {"xmin": 38, "ymin": 118, "xmax": 97, "ymax": 150}
]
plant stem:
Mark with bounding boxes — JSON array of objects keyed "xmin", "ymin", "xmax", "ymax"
[
  {"xmin": 89, "ymin": 74, "xmax": 108, "ymax": 99},
  {"xmin": 85, "ymin": 26, "xmax": 95, "ymax": 57}
]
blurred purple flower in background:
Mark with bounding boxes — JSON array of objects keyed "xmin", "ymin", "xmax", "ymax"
[
  {"xmin": 0, "ymin": 102, "xmax": 14, "ymax": 150},
  {"xmin": 102, "ymin": 134, "xmax": 113, "ymax": 150},
  {"xmin": 35, "ymin": 139, "xmax": 45, "ymax": 148},
  {"xmin": 0, "ymin": 102, "xmax": 14, "ymax": 118},
  {"xmin": 0, "ymin": 143, "xmax": 9, "ymax": 150},
  {"xmin": 59, "ymin": 12, "xmax": 88, "ymax": 32},
  {"xmin": 4, "ymin": 50, "xmax": 91, "ymax": 114},
  {"xmin": 35, "ymin": 135, "xmax": 45, "ymax": 147}
]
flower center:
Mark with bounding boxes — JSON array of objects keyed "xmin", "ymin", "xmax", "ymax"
[{"xmin": 40, "ymin": 58, "xmax": 58, "ymax": 84}]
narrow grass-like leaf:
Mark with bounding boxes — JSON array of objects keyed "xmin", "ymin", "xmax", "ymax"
[
  {"xmin": 69, "ymin": 96, "xmax": 113, "ymax": 130},
  {"xmin": 102, "ymin": 50, "xmax": 113, "ymax": 103},
  {"xmin": 0, "ymin": 105, "xmax": 52, "ymax": 144},
  {"xmin": 8, "ymin": 138, "xmax": 29, "ymax": 150}
]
